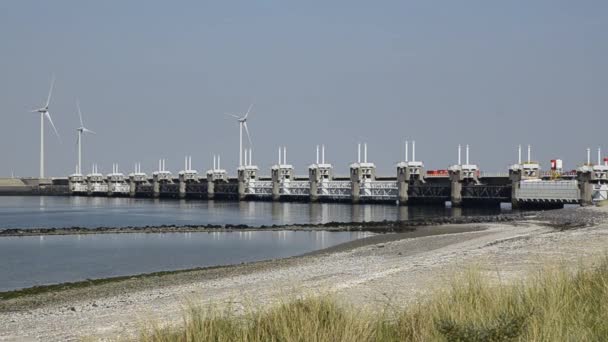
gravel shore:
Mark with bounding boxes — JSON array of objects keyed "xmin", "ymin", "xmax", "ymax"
[{"xmin": 1, "ymin": 207, "xmax": 607, "ymax": 341}]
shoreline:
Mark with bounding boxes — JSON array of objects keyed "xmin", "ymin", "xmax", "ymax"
[
  {"xmin": 0, "ymin": 223, "xmax": 487, "ymax": 307},
  {"xmin": 0, "ymin": 207, "xmax": 597, "ymax": 302},
  {"xmin": 0, "ymin": 213, "xmax": 527, "ymax": 237},
  {"xmin": 2, "ymin": 207, "xmax": 607, "ymax": 341}
]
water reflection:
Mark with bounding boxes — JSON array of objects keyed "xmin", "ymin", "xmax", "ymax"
[
  {"xmin": 0, "ymin": 230, "xmax": 374, "ymax": 291},
  {"xmin": 0, "ymin": 196, "xmax": 508, "ymax": 229}
]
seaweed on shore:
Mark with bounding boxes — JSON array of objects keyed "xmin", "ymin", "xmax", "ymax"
[
  {"xmin": 0, "ymin": 214, "xmax": 526, "ymax": 237},
  {"xmin": 0, "ymin": 264, "xmax": 231, "ymax": 302}
]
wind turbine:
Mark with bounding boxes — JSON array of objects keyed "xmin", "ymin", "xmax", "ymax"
[
  {"xmin": 75, "ymin": 100, "xmax": 96, "ymax": 174},
  {"xmin": 226, "ymin": 104, "xmax": 253, "ymax": 167},
  {"xmin": 30, "ymin": 74, "xmax": 61, "ymax": 178}
]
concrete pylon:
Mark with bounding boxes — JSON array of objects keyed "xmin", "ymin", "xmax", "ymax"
[
  {"xmin": 237, "ymin": 166, "xmax": 257, "ymax": 201},
  {"xmin": 309, "ymin": 166, "xmax": 320, "ymax": 202},
  {"xmin": 509, "ymin": 168, "xmax": 522, "ymax": 209},
  {"xmin": 107, "ymin": 181, "xmax": 114, "ymax": 197},
  {"xmin": 206, "ymin": 173, "xmax": 215, "ymax": 200},
  {"xmin": 129, "ymin": 177, "xmax": 137, "ymax": 197},
  {"xmin": 152, "ymin": 175, "xmax": 160, "ymax": 198},
  {"xmin": 350, "ymin": 166, "xmax": 361, "ymax": 204},
  {"xmin": 577, "ymin": 168, "xmax": 594, "ymax": 206},
  {"xmin": 237, "ymin": 168, "xmax": 247, "ymax": 201},
  {"xmin": 178, "ymin": 174, "xmax": 187, "ymax": 199},
  {"xmin": 396, "ymin": 163, "xmax": 409, "ymax": 206},
  {"xmin": 271, "ymin": 167, "xmax": 281, "ymax": 201},
  {"xmin": 449, "ymin": 169, "xmax": 463, "ymax": 207}
]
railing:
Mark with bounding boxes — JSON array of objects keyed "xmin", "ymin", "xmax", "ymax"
[
  {"xmin": 284, "ymin": 180, "xmax": 310, "ymax": 189},
  {"xmin": 71, "ymin": 183, "xmax": 88, "ymax": 192},
  {"xmin": 281, "ymin": 181, "xmax": 310, "ymax": 196},
  {"xmin": 109, "ymin": 183, "xmax": 130, "ymax": 193},
  {"xmin": 89, "ymin": 183, "xmax": 108, "ymax": 193},
  {"xmin": 480, "ymin": 172, "xmax": 509, "ymax": 178},
  {"xmin": 247, "ymin": 181, "xmax": 273, "ymax": 195},
  {"xmin": 362, "ymin": 181, "xmax": 398, "ymax": 198},
  {"xmin": 320, "ymin": 181, "xmax": 351, "ymax": 197},
  {"xmin": 366, "ymin": 181, "xmax": 398, "ymax": 189},
  {"xmin": 539, "ymin": 171, "xmax": 577, "ymax": 178},
  {"xmin": 325, "ymin": 181, "xmax": 351, "ymax": 189}
]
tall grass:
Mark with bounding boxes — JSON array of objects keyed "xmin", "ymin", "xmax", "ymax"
[{"xmin": 137, "ymin": 257, "xmax": 608, "ymax": 342}]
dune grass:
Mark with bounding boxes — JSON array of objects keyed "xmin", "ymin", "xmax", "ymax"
[{"xmin": 137, "ymin": 257, "xmax": 608, "ymax": 342}]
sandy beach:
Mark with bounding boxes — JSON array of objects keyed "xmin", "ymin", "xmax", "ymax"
[{"xmin": 1, "ymin": 207, "xmax": 607, "ymax": 341}]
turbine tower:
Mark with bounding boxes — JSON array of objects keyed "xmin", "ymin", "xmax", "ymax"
[
  {"xmin": 30, "ymin": 74, "xmax": 61, "ymax": 178},
  {"xmin": 226, "ymin": 104, "xmax": 253, "ymax": 167},
  {"xmin": 75, "ymin": 101, "xmax": 96, "ymax": 174}
]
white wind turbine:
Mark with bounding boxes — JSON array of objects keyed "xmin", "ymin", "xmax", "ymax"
[
  {"xmin": 75, "ymin": 101, "xmax": 96, "ymax": 174},
  {"xmin": 30, "ymin": 74, "xmax": 61, "ymax": 178},
  {"xmin": 226, "ymin": 104, "xmax": 253, "ymax": 167}
]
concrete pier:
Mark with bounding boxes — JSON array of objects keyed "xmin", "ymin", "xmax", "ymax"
[
  {"xmin": 206, "ymin": 155, "xmax": 227, "ymax": 200},
  {"xmin": 577, "ymin": 158, "xmax": 608, "ymax": 206},
  {"xmin": 206, "ymin": 173, "xmax": 215, "ymax": 200},
  {"xmin": 178, "ymin": 176, "xmax": 186, "ymax": 199},
  {"xmin": 448, "ymin": 166, "xmax": 479, "ymax": 207},
  {"xmin": 178, "ymin": 157, "xmax": 197, "ymax": 199},
  {"xmin": 129, "ymin": 178, "xmax": 137, "ymax": 197},
  {"xmin": 396, "ymin": 163, "xmax": 409, "ymax": 205},
  {"xmin": 396, "ymin": 161, "xmax": 425, "ymax": 206},
  {"xmin": 577, "ymin": 169, "xmax": 594, "ymax": 206},
  {"xmin": 449, "ymin": 170, "xmax": 463, "ymax": 207},
  {"xmin": 350, "ymin": 162, "xmax": 375, "ymax": 204},
  {"xmin": 152, "ymin": 172, "xmax": 172, "ymax": 198},
  {"xmin": 68, "ymin": 173, "xmax": 85, "ymax": 195},
  {"xmin": 271, "ymin": 164, "xmax": 293, "ymax": 201},
  {"xmin": 309, "ymin": 145, "xmax": 332, "ymax": 202},
  {"xmin": 448, "ymin": 145, "xmax": 479, "ymax": 207},
  {"xmin": 238, "ymin": 166, "xmax": 258, "ymax": 201},
  {"xmin": 86, "ymin": 170, "xmax": 105, "ymax": 196},
  {"xmin": 309, "ymin": 166, "xmax": 320, "ymax": 202},
  {"xmin": 152, "ymin": 176, "xmax": 159, "ymax": 198},
  {"xmin": 206, "ymin": 167, "xmax": 227, "ymax": 200},
  {"xmin": 509, "ymin": 146, "xmax": 541, "ymax": 208},
  {"xmin": 309, "ymin": 163, "xmax": 332, "ymax": 202}
]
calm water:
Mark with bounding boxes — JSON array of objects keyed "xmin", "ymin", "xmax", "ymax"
[
  {"xmin": 0, "ymin": 231, "xmax": 371, "ymax": 291},
  {"xmin": 0, "ymin": 196, "xmax": 507, "ymax": 229},
  {"xmin": 0, "ymin": 196, "xmax": 510, "ymax": 291}
]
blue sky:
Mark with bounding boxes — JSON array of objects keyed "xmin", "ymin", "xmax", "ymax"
[{"xmin": 1, "ymin": 1, "xmax": 606, "ymax": 176}]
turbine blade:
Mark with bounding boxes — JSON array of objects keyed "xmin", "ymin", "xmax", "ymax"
[
  {"xmin": 45, "ymin": 74, "xmax": 55, "ymax": 108},
  {"xmin": 225, "ymin": 113, "xmax": 240, "ymax": 119},
  {"xmin": 83, "ymin": 128, "xmax": 96, "ymax": 134},
  {"xmin": 244, "ymin": 103, "xmax": 253, "ymax": 119},
  {"xmin": 243, "ymin": 122, "xmax": 252, "ymax": 146},
  {"xmin": 44, "ymin": 111, "xmax": 61, "ymax": 142},
  {"xmin": 77, "ymin": 100, "xmax": 84, "ymax": 127}
]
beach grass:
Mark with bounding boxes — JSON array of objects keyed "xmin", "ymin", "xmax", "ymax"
[{"xmin": 136, "ymin": 256, "xmax": 608, "ymax": 342}]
